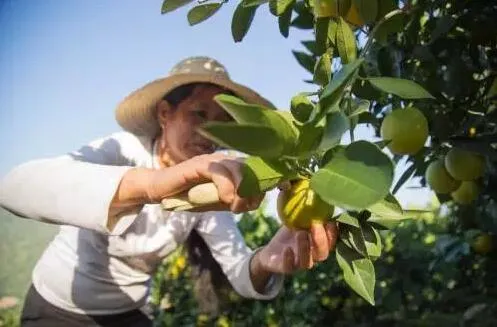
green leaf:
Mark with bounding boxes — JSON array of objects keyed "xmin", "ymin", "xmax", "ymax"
[
  {"xmin": 347, "ymin": 99, "xmax": 370, "ymax": 118},
  {"xmin": 294, "ymin": 122, "xmax": 325, "ymax": 157},
  {"xmin": 278, "ymin": 1, "xmax": 293, "ymax": 37},
  {"xmin": 269, "ymin": 0, "xmax": 294, "ymax": 16},
  {"xmin": 353, "ymin": 0, "xmax": 377, "ymax": 24},
  {"xmin": 392, "ymin": 163, "xmax": 416, "ymax": 195},
  {"xmin": 319, "ymin": 58, "xmax": 364, "ymax": 114},
  {"xmin": 292, "ymin": 50, "xmax": 316, "ymax": 74},
  {"xmin": 214, "ymin": 94, "xmax": 298, "ymax": 154},
  {"xmin": 336, "ymin": 241, "xmax": 376, "ymax": 305},
  {"xmin": 198, "ymin": 123, "xmax": 284, "ymax": 158},
  {"xmin": 161, "ymin": 0, "xmax": 193, "ymax": 14},
  {"xmin": 238, "ymin": 156, "xmax": 295, "ymax": 197},
  {"xmin": 314, "ymin": 52, "xmax": 332, "ymax": 86},
  {"xmin": 301, "ymin": 40, "xmax": 317, "ymax": 55},
  {"xmin": 340, "ymin": 223, "xmax": 368, "ymax": 258},
  {"xmin": 318, "ymin": 111, "xmax": 350, "ymax": 151},
  {"xmin": 315, "ymin": 17, "xmax": 331, "ymax": 55},
  {"xmin": 367, "ymin": 77, "xmax": 435, "ymax": 99},
  {"xmin": 486, "ymin": 76, "xmax": 497, "ymax": 99},
  {"xmin": 336, "ymin": 17, "xmax": 357, "ymax": 64},
  {"xmin": 187, "ymin": 3, "xmax": 222, "ymax": 26},
  {"xmin": 242, "ymin": 0, "xmax": 269, "ymax": 7},
  {"xmin": 336, "ymin": 212, "xmax": 360, "ymax": 227},
  {"xmin": 362, "ymin": 223, "xmax": 382, "ymax": 259},
  {"xmin": 232, "ymin": 1, "xmax": 258, "ymax": 42},
  {"xmin": 368, "ymin": 209, "xmax": 430, "ymax": 230},
  {"xmin": 367, "ymin": 193, "xmax": 403, "ymax": 230},
  {"xmin": 311, "ymin": 140, "xmax": 394, "ymax": 211}
]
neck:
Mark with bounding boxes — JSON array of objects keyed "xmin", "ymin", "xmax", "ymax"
[{"xmin": 156, "ymin": 137, "xmax": 177, "ymax": 168}]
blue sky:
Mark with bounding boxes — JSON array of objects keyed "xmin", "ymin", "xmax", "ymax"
[{"xmin": 0, "ymin": 0, "xmax": 433, "ymax": 213}]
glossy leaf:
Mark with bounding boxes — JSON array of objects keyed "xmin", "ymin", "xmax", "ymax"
[
  {"xmin": 362, "ymin": 222, "xmax": 382, "ymax": 259},
  {"xmin": 336, "ymin": 17, "xmax": 357, "ymax": 64},
  {"xmin": 336, "ymin": 241, "xmax": 376, "ymax": 305},
  {"xmin": 198, "ymin": 123, "xmax": 284, "ymax": 158},
  {"xmin": 315, "ymin": 17, "xmax": 331, "ymax": 55},
  {"xmin": 311, "ymin": 141, "xmax": 394, "ymax": 211},
  {"xmin": 292, "ymin": 50, "xmax": 316, "ymax": 74},
  {"xmin": 319, "ymin": 58, "xmax": 364, "ymax": 113},
  {"xmin": 278, "ymin": 1, "xmax": 294, "ymax": 37},
  {"xmin": 368, "ymin": 77, "xmax": 435, "ymax": 99},
  {"xmin": 340, "ymin": 223, "xmax": 368, "ymax": 258},
  {"xmin": 242, "ymin": 0, "xmax": 268, "ymax": 7},
  {"xmin": 392, "ymin": 163, "xmax": 416, "ymax": 195},
  {"xmin": 214, "ymin": 94, "xmax": 297, "ymax": 154},
  {"xmin": 161, "ymin": 0, "xmax": 193, "ymax": 14},
  {"xmin": 187, "ymin": 3, "xmax": 222, "ymax": 26},
  {"xmin": 232, "ymin": 2, "xmax": 258, "ymax": 42},
  {"xmin": 269, "ymin": 0, "xmax": 294, "ymax": 16},
  {"xmin": 336, "ymin": 212, "xmax": 360, "ymax": 227},
  {"xmin": 238, "ymin": 156, "xmax": 295, "ymax": 197},
  {"xmin": 353, "ymin": 0, "xmax": 377, "ymax": 24},
  {"xmin": 318, "ymin": 111, "xmax": 350, "ymax": 151}
]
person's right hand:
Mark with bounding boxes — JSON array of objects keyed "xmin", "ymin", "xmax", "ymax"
[{"xmin": 146, "ymin": 152, "xmax": 264, "ymax": 213}]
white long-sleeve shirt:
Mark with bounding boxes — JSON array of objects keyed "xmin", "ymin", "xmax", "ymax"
[{"xmin": 0, "ymin": 131, "xmax": 283, "ymax": 315}]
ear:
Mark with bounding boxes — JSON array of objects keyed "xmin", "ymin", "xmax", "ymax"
[{"xmin": 156, "ymin": 100, "xmax": 172, "ymax": 128}]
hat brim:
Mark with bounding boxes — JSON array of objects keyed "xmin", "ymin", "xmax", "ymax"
[{"xmin": 115, "ymin": 73, "xmax": 275, "ymax": 137}]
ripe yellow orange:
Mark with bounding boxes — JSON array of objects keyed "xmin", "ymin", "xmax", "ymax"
[
  {"xmin": 380, "ymin": 107, "xmax": 429, "ymax": 155},
  {"xmin": 425, "ymin": 159, "xmax": 461, "ymax": 194},
  {"xmin": 277, "ymin": 178, "xmax": 334, "ymax": 230},
  {"xmin": 472, "ymin": 234, "xmax": 493, "ymax": 255},
  {"xmin": 451, "ymin": 181, "xmax": 479, "ymax": 205},
  {"xmin": 444, "ymin": 148, "xmax": 485, "ymax": 181}
]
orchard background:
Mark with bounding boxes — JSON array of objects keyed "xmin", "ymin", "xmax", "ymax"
[{"xmin": 1, "ymin": 0, "xmax": 497, "ymax": 326}]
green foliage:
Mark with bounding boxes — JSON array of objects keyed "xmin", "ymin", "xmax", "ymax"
[
  {"xmin": 149, "ymin": 207, "xmax": 497, "ymax": 327},
  {"xmin": 160, "ymin": 0, "xmax": 497, "ymax": 311}
]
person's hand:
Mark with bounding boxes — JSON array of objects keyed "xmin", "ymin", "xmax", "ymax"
[
  {"xmin": 146, "ymin": 152, "xmax": 264, "ymax": 213},
  {"xmin": 254, "ymin": 222, "xmax": 339, "ymax": 274}
]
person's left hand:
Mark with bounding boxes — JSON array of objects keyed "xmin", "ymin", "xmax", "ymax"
[{"xmin": 255, "ymin": 222, "xmax": 339, "ymax": 274}]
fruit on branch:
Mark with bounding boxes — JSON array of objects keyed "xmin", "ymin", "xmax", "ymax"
[
  {"xmin": 472, "ymin": 234, "xmax": 494, "ymax": 255},
  {"xmin": 444, "ymin": 148, "xmax": 485, "ymax": 181},
  {"xmin": 451, "ymin": 181, "xmax": 479, "ymax": 205},
  {"xmin": 277, "ymin": 178, "xmax": 334, "ymax": 230},
  {"xmin": 380, "ymin": 107, "xmax": 429, "ymax": 155},
  {"xmin": 425, "ymin": 159, "xmax": 461, "ymax": 194}
]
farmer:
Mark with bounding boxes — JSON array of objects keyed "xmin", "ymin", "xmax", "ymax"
[{"xmin": 0, "ymin": 56, "xmax": 338, "ymax": 327}]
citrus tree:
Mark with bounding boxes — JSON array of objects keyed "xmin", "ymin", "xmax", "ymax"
[{"xmin": 159, "ymin": 0, "xmax": 497, "ymax": 308}]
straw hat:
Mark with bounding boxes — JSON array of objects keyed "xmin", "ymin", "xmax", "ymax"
[{"xmin": 115, "ymin": 56, "xmax": 275, "ymax": 136}]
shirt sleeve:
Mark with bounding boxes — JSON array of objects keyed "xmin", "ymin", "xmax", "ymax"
[
  {"xmin": 0, "ymin": 131, "xmax": 150, "ymax": 235},
  {"xmin": 194, "ymin": 211, "xmax": 284, "ymax": 300}
]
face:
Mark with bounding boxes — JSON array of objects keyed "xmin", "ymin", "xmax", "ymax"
[{"xmin": 157, "ymin": 84, "xmax": 233, "ymax": 164}]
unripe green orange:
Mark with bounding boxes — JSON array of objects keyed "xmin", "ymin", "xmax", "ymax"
[
  {"xmin": 472, "ymin": 234, "xmax": 493, "ymax": 255},
  {"xmin": 277, "ymin": 179, "xmax": 334, "ymax": 230},
  {"xmin": 380, "ymin": 107, "xmax": 429, "ymax": 155},
  {"xmin": 425, "ymin": 159, "xmax": 461, "ymax": 194},
  {"xmin": 451, "ymin": 181, "xmax": 479, "ymax": 205},
  {"xmin": 445, "ymin": 148, "xmax": 485, "ymax": 181}
]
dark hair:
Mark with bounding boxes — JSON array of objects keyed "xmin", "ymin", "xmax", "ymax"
[{"xmin": 163, "ymin": 83, "xmax": 235, "ymax": 315}]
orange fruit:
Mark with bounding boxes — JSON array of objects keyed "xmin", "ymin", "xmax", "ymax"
[
  {"xmin": 381, "ymin": 107, "xmax": 429, "ymax": 155},
  {"xmin": 277, "ymin": 178, "xmax": 334, "ymax": 230},
  {"xmin": 425, "ymin": 159, "xmax": 461, "ymax": 194},
  {"xmin": 445, "ymin": 148, "xmax": 485, "ymax": 181}
]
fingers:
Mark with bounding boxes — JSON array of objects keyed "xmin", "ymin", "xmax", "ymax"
[
  {"xmin": 325, "ymin": 222, "xmax": 339, "ymax": 251},
  {"xmin": 282, "ymin": 247, "xmax": 295, "ymax": 274},
  {"xmin": 310, "ymin": 223, "xmax": 330, "ymax": 262},
  {"xmin": 297, "ymin": 231, "xmax": 313, "ymax": 269}
]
